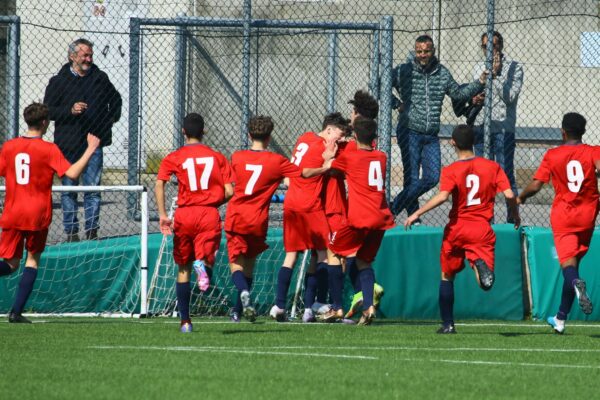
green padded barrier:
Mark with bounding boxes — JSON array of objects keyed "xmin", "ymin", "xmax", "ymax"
[
  {"xmin": 523, "ymin": 226, "xmax": 600, "ymax": 321},
  {"xmin": 374, "ymin": 224, "xmax": 524, "ymax": 320}
]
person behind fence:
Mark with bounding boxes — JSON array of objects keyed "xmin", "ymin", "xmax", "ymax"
[
  {"xmin": 518, "ymin": 113, "xmax": 598, "ymax": 334},
  {"xmin": 470, "ymin": 31, "xmax": 523, "ymax": 223},
  {"xmin": 0, "ymin": 103, "xmax": 100, "ymax": 323},
  {"xmin": 390, "ymin": 35, "xmax": 488, "ymax": 223},
  {"xmin": 43, "ymin": 38, "xmax": 122, "ymax": 242}
]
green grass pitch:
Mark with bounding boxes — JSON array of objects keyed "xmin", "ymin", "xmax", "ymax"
[{"xmin": 1, "ymin": 318, "xmax": 600, "ymax": 399}]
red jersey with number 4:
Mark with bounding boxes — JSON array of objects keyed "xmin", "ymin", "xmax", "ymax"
[
  {"xmin": 284, "ymin": 132, "xmax": 326, "ymax": 212},
  {"xmin": 533, "ymin": 144, "xmax": 600, "ymax": 233},
  {"xmin": 157, "ymin": 143, "xmax": 233, "ymax": 208},
  {"xmin": 0, "ymin": 137, "xmax": 71, "ymax": 230},
  {"xmin": 440, "ymin": 157, "xmax": 511, "ymax": 224},
  {"xmin": 331, "ymin": 148, "xmax": 394, "ymax": 230},
  {"xmin": 225, "ymin": 150, "xmax": 301, "ymax": 236}
]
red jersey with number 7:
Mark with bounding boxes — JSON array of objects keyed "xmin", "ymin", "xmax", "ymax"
[
  {"xmin": 0, "ymin": 137, "xmax": 71, "ymax": 230},
  {"xmin": 533, "ymin": 144, "xmax": 600, "ymax": 233},
  {"xmin": 157, "ymin": 143, "xmax": 233, "ymax": 208},
  {"xmin": 225, "ymin": 150, "xmax": 301, "ymax": 236},
  {"xmin": 284, "ymin": 131, "xmax": 327, "ymax": 212},
  {"xmin": 331, "ymin": 148, "xmax": 394, "ymax": 230},
  {"xmin": 440, "ymin": 157, "xmax": 511, "ymax": 224}
]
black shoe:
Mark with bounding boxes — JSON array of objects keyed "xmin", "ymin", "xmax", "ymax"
[
  {"xmin": 66, "ymin": 233, "xmax": 80, "ymax": 243},
  {"xmin": 436, "ymin": 324, "xmax": 456, "ymax": 334},
  {"xmin": 574, "ymin": 279, "xmax": 593, "ymax": 315},
  {"xmin": 85, "ymin": 229, "xmax": 99, "ymax": 240},
  {"xmin": 474, "ymin": 259, "xmax": 495, "ymax": 291},
  {"xmin": 8, "ymin": 312, "xmax": 32, "ymax": 323}
]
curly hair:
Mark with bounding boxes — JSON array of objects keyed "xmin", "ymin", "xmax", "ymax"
[{"xmin": 350, "ymin": 90, "xmax": 379, "ymax": 120}]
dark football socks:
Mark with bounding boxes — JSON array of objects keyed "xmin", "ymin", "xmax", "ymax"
[
  {"xmin": 176, "ymin": 281, "xmax": 191, "ymax": 322},
  {"xmin": 304, "ymin": 273, "xmax": 318, "ymax": 309},
  {"xmin": 276, "ymin": 267, "xmax": 293, "ymax": 309},
  {"xmin": 327, "ymin": 264, "xmax": 344, "ymax": 310},
  {"xmin": 557, "ymin": 266, "xmax": 579, "ymax": 320},
  {"xmin": 359, "ymin": 267, "xmax": 375, "ymax": 309},
  {"xmin": 315, "ymin": 262, "xmax": 329, "ymax": 303},
  {"xmin": 439, "ymin": 280, "xmax": 455, "ymax": 327},
  {"xmin": 11, "ymin": 267, "xmax": 38, "ymax": 314},
  {"xmin": 346, "ymin": 257, "xmax": 360, "ymax": 292}
]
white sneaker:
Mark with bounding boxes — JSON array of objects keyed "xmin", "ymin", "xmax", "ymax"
[
  {"xmin": 241, "ymin": 290, "xmax": 256, "ymax": 322},
  {"xmin": 269, "ymin": 305, "xmax": 287, "ymax": 322},
  {"xmin": 547, "ymin": 315, "xmax": 565, "ymax": 334},
  {"xmin": 302, "ymin": 308, "xmax": 316, "ymax": 323},
  {"xmin": 311, "ymin": 302, "xmax": 331, "ymax": 315}
]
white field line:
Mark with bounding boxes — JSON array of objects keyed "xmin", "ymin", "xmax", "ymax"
[
  {"xmin": 400, "ymin": 358, "xmax": 600, "ymax": 370},
  {"xmin": 267, "ymin": 346, "xmax": 600, "ymax": 353},
  {"xmin": 89, "ymin": 345, "xmax": 378, "ymax": 360}
]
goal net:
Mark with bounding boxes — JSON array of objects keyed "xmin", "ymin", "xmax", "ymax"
[{"xmin": 0, "ymin": 185, "xmax": 148, "ymax": 316}]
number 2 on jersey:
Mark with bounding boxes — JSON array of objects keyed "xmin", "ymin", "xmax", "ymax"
[
  {"xmin": 368, "ymin": 161, "xmax": 383, "ymax": 191},
  {"xmin": 182, "ymin": 157, "xmax": 214, "ymax": 191},
  {"xmin": 15, "ymin": 153, "xmax": 30, "ymax": 185},
  {"xmin": 566, "ymin": 160, "xmax": 584, "ymax": 193},
  {"xmin": 466, "ymin": 174, "xmax": 481, "ymax": 206}
]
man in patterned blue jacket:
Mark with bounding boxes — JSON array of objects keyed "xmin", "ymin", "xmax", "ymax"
[{"xmin": 391, "ymin": 35, "xmax": 487, "ymax": 222}]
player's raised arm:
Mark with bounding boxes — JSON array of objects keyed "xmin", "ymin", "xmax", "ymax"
[
  {"xmin": 301, "ymin": 137, "xmax": 337, "ymax": 178},
  {"xmin": 64, "ymin": 133, "xmax": 100, "ymax": 179},
  {"xmin": 404, "ymin": 191, "xmax": 450, "ymax": 229}
]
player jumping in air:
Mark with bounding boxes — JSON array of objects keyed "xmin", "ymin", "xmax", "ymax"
[
  {"xmin": 0, "ymin": 103, "xmax": 100, "ymax": 323},
  {"xmin": 519, "ymin": 113, "xmax": 599, "ymax": 334},
  {"xmin": 155, "ymin": 113, "xmax": 233, "ymax": 333},
  {"xmin": 405, "ymin": 125, "xmax": 519, "ymax": 334}
]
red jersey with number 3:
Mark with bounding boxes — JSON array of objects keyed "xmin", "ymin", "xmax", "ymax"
[
  {"xmin": 440, "ymin": 157, "xmax": 511, "ymax": 224},
  {"xmin": 157, "ymin": 143, "xmax": 233, "ymax": 208},
  {"xmin": 331, "ymin": 148, "xmax": 394, "ymax": 230},
  {"xmin": 284, "ymin": 132, "xmax": 327, "ymax": 212},
  {"xmin": 0, "ymin": 137, "xmax": 71, "ymax": 230},
  {"xmin": 226, "ymin": 150, "xmax": 301, "ymax": 236},
  {"xmin": 533, "ymin": 144, "xmax": 600, "ymax": 232}
]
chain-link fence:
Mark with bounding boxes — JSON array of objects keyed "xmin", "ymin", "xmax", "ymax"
[{"xmin": 2, "ymin": 0, "xmax": 599, "ymax": 235}]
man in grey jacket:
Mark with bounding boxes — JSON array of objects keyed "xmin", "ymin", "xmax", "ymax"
[
  {"xmin": 471, "ymin": 31, "xmax": 524, "ymax": 222},
  {"xmin": 391, "ymin": 35, "xmax": 487, "ymax": 220}
]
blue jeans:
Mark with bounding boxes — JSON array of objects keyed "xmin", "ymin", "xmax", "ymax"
[
  {"xmin": 61, "ymin": 148, "xmax": 103, "ymax": 234},
  {"xmin": 392, "ymin": 126, "xmax": 441, "ymax": 216},
  {"xmin": 473, "ymin": 126, "xmax": 518, "ymax": 222}
]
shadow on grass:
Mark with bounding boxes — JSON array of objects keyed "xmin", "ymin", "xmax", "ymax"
[{"xmin": 222, "ymin": 328, "xmax": 292, "ymax": 335}]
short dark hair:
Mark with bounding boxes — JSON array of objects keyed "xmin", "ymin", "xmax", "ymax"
[
  {"xmin": 415, "ymin": 34, "xmax": 434, "ymax": 45},
  {"xmin": 349, "ymin": 90, "xmax": 379, "ymax": 120},
  {"xmin": 480, "ymin": 31, "xmax": 504, "ymax": 50},
  {"xmin": 353, "ymin": 116, "xmax": 378, "ymax": 145},
  {"xmin": 183, "ymin": 113, "xmax": 205, "ymax": 140},
  {"xmin": 248, "ymin": 115, "xmax": 274, "ymax": 141},
  {"xmin": 23, "ymin": 103, "xmax": 49, "ymax": 129},
  {"xmin": 322, "ymin": 112, "xmax": 350, "ymax": 131},
  {"xmin": 451, "ymin": 124, "xmax": 475, "ymax": 150},
  {"xmin": 562, "ymin": 112, "xmax": 586, "ymax": 139}
]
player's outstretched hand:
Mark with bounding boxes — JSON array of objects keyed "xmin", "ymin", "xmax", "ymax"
[
  {"xmin": 404, "ymin": 213, "xmax": 419, "ymax": 230},
  {"xmin": 323, "ymin": 138, "xmax": 338, "ymax": 161},
  {"xmin": 513, "ymin": 214, "xmax": 521, "ymax": 230},
  {"xmin": 516, "ymin": 196, "xmax": 524, "ymax": 205},
  {"xmin": 86, "ymin": 133, "xmax": 101, "ymax": 150},
  {"xmin": 159, "ymin": 216, "xmax": 173, "ymax": 235}
]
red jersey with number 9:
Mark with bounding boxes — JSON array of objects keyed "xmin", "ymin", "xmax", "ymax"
[
  {"xmin": 440, "ymin": 157, "xmax": 510, "ymax": 224},
  {"xmin": 533, "ymin": 144, "xmax": 600, "ymax": 233},
  {"xmin": 225, "ymin": 150, "xmax": 301, "ymax": 236},
  {"xmin": 331, "ymin": 148, "xmax": 394, "ymax": 230},
  {"xmin": 0, "ymin": 137, "xmax": 71, "ymax": 230},
  {"xmin": 157, "ymin": 143, "xmax": 233, "ymax": 208}
]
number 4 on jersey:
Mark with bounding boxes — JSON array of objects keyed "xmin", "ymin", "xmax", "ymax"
[{"xmin": 368, "ymin": 161, "xmax": 383, "ymax": 191}]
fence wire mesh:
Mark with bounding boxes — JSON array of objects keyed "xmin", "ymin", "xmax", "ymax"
[{"xmin": 1, "ymin": 0, "xmax": 599, "ymax": 235}]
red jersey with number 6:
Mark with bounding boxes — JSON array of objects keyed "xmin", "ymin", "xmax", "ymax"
[
  {"xmin": 157, "ymin": 143, "xmax": 233, "ymax": 208},
  {"xmin": 331, "ymin": 148, "xmax": 394, "ymax": 230},
  {"xmin": 440, "ymin": 157, "xmax": 511, "ymax": 224},
  {"xmin": 225, "ymin": 150, "xmax": 301, "ymax": 236},
  {"xmin": 533, "ymin": 144, "xmax": 600, "ymax": 233},
  {"xmin": 0, "ymin": 137, "xmax": 71, "ymax": 230}
]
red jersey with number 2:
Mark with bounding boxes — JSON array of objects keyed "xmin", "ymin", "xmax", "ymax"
[
  {"xmin": 226, "ymin": 150, "xmax": 301, "ymax": 236},
  {"xmin": 0, "ymin": 137, "xmax": 71, "ymax": 230},
  {"xmin": 157, "ymin": 143, "xmax": 233, "ymax": 208},
  {"xmin": 440, "ymin": 157, "xmax": 511, "ymax": 224},
  {"xmin": 533, "ymin": 144, "xmax": 600, "ymax": 233}
]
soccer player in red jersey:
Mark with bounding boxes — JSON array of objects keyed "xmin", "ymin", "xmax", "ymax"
[
  {"xmin": 405, "ymin": 125, "xmax": 519, "ymax": 334},
  {"xmin": 328, "ymin": 116, "xmax": 396, "ymax": 325},
  {"xmin": 270, "ymin": 113, "xmax": 344, "ymax": 321},
  {"xmin": 519, "ymin": 113, "xmax": 599, "ymax": 334},
  {"xmin": 155, "ymin": 113, "xmax": 233, "ymax": 333},
  {"xmin": 226, "ymin": 116, "xmax": 324, "ymax": 322},
  {"xmin": 0, "ymin": 103, "xmax": 100, "ymax": 323}
]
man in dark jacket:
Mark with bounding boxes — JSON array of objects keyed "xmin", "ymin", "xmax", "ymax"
[
  {"xmin": 391, "ymin": 35, "xmax": 487, "ymax": 222},
  {"xmin": 44, "ymin": 38, "xmax": 122, "ymax": 241}
]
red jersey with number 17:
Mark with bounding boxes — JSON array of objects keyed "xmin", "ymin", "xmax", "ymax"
[
  {"xmin": 440, "ymin": 157, "xmax": 510, "ymax": 224},
  {"xmin": 225, "ymin": 150, "xmax": 301, "ymax": 236},
  {"xmin": 533, "ymin": 144, "xmax": 600, "ymax": 233},
  {"xmin": 331, "ymin": 148, "xmax": 394, "ymax": 230},
  {"xmin": 284, "ymin": 132, "xmax": 327, "ymax": 212},
  {"xmin": 157, "ymin": 143, "xmax": 233, "ymax": 208},
  {"xmin": 0, "ymin": 137, "xmax": 71, "ymax": 230}
]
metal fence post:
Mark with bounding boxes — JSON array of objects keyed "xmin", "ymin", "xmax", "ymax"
[
  {"xmin": 174, "ymin": 14, "xmax": 187, "ymax": 149},
  {"xmin": 326, "ymin": 30, "xmax": 338, "ymax": 113},
  {"xmin": 240, "ymin": 0, "xmax": 252, "ymax": 149},
  {"xmin": 128, "ymin": 18, "xmax": 141, "ymax": 215},
  {"xmin": 6, "ymin": 16, "xmax": 20, "ymax": 139},
  {"xmin": 483, "ymin": 0, "xmax": 495, "ymax": 160},
  {"xmin": 380, "ymin": 16, "xmax": 394, "ymax": 202},
  {"xmin": 369, "ymin": 29, "xmax": 380, "ymax": 99}
]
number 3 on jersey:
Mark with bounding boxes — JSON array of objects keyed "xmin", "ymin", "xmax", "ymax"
[
  {"xmin": 466, "ymin": 174, "xmax": 481, "ymax": 206},
  {"xmin": 368, "ymin": 161, "xmax": 383, "ymax": 191},
  {"xmin": 291, "ymin": 143, "xmax": 309, "ymax": 166},
  {"xmin": 182, "ymin": 157, "xmax": 214, "ymax": 191}
]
